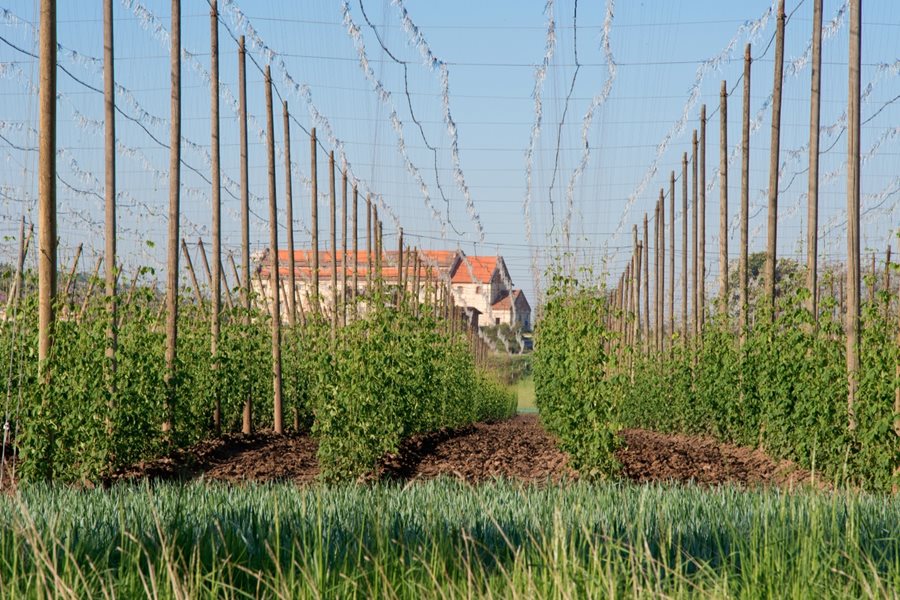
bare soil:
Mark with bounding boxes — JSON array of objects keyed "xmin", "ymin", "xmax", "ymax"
[
  {"xmin": 617, "ymin": 427, "xmax": 814, "ymax": 487},
  {"xmin": 107, "ymin": 414, "xmax": 814, "ymax": 489}
]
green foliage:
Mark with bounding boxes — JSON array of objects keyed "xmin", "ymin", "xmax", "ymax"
[
  {"xmin": 534, "ymin": 259, "xmax": 899, "ymax": 490},
  {"xmin": 533, "ymin": 271, "xmax": 621, "ymax": 478},
  {"xmin": 6, "ymin": 278, "xmax": 513, "ymax": 483},
  {"xmin": 314, "ymin": 298, "xmax": 516, "ymax": 480},
  {"xmin": 615, "ymin": 289, "xmax": 899, "ymax": 490}
]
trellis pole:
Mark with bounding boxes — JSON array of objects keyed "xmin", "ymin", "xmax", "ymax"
[
  {"xmin": 163, "ymin": 0, "xmax": 181, "ymax": 434},
  {"xmin": 265, "ymin": 66, "xmax": 284, "ymax": 434}
]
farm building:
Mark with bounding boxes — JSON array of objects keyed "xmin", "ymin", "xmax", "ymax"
[{"xmin": 254, "ymin": 249, "xmax": 530, "ymax": 331}]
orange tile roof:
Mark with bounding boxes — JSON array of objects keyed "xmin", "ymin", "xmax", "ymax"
[
  {"xmin": 492, "ymin": 290, "xmax": 512, "ymax": 310},
  {"xmin": 451, "ymin": 256, "xmax": 497, "ymax": 284}
]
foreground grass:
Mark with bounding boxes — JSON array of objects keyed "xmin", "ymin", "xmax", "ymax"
[{"xmin": 1, "ymin": 480, "xmax": 898, "ymax": 598}]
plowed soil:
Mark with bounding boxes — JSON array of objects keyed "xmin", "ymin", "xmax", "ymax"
[{"xmin": 107, "ymin": 414, "xmax": 813, "ymax": 489}]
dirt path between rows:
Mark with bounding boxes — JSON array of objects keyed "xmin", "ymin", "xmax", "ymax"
[{"xmin": 109, "ymin": 414, "xmax": 812, "ymax": 488}]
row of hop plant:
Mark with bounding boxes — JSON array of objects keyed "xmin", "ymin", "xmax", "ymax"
[
  {"xmin": 534, "ymin": 264, "xmax": 899, "ymax": 491},
  {"xmin": 2, "ymin": 275, "xmax": 515, "ymax": 483}
]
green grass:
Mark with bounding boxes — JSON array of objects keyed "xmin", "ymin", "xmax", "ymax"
[
  {"xmin": 1, "ymin": 480, "xmax": 898, "ymax": 598},
  {"xmin": 513, "ymin": 375, "xmax": 536, "ymax": 413}
]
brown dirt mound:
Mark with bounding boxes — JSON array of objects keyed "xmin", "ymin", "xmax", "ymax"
[
  {"xmin": 25, "ymin": 415, "xmax": 814, "ymax": 489},
  {"xmin": 617, "ymin": 428, "xmax": 815, "ymax": 487},
  {"xmin": 379, "ymin": 415, "xmax": 576, "ymax": 483},
  {"xmin": 116, "ymin": 432, "xmax": 319, "ymax": 484}
]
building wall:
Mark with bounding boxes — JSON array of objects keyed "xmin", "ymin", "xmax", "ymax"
[{"xmin": 513, "ymin": 294, "xmax": 532, "ymax": 331}]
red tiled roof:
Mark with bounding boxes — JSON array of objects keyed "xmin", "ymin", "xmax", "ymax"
[
  {"xmin": 491, "ymin": 290, "xmax": 512, "ymax": 310},
  {"xmin": 492, "ymin": 289, "xmax": 529, "ymax": 311},
  {"xmin": 451, "ymin": 256, "xmax": 497, "ymax": 284}
]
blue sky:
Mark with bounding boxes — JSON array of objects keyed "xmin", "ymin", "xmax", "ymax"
[{"xmin": 0, "ymin": 0, "xmax": 898, "ymax": 305}]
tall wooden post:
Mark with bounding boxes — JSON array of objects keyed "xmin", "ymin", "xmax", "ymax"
[
  {"xmin": 658, "ymin": 191, "xmax": 665, "ymax": 350},
  {"xmin": 103, "ymin": 0, "xmax": 117, "ymax": 401},
  {"xmin": 740, "ymin": 44, "xmax": 751, "ymax": 342},
  {"xmin": 341, "ymin": 167, "xmax": 348, "ymax": 324},
  {"xmin": 265, "ymin": 66, "xmax": 284, "ymax": 434},
  {"xmin": 692, "ymin": 130, "xmax": 699, "ymax": 340},
  {"xmin": 197, "ymin": 238, "xmax": 213, "ymax": 292},
  {"xmin": 398, "ymin": 227, "xmax": 405, "ymax": 306},
  {"xmin": 181, "ymin": 240, "xmax": 204, "ymax": 311},
  {"xmin": 699, "ymin": 107, "xmax": 707, "ymax": 334},
  {"xmin": 238, "ymin": 35, "xmax": 252, "ymax": 434},
  {"xmin": 367, "ymin": 197, "xmax": 373, "ymax": 286},
  {"xmin": 209, "ymin": 0, "xmax": 222, "ymax": 432},
  {"xmin": 310, "ymin": 128, "xmax": 319, "ymax": 310},
  {"xmin": 765, "ymin": 0, "xmax": 786, "ymax": 316},
  {"xmin": 682, "ymin": 152, "xmax": 689, "ymax": 340},
  {"xmin": 668, "ymin": 171, "xmax": 675, "ymax": 344},
  {"xmin": 38, "ymin": 0, "xmax": 57, "ymax": 390},
  {"xmin": 352, "ymin": 183, "xmax": 359, "ymax": 303},
  {"xmin": 846, "ymin": 0, "xmax": 861, "ymax": 430},
  {"xmin": 283, "ymin": 101, "xmax": 297, "ymax": 327},
  {"xmin": 719, "ymin": 81, "xmax": 729, "ymax": 312},
  {"xmin": 632, "ymin": 225, "xmax": 641, "ymax": 348},
  {"xmin": 654, "ymin": 201, "xmax": 661, "ymax": 352},
  {"xmin": 329, "ymin": 151, "xmax": 338, "ymax": 337},
  {"xmin": 807, "ymin": 0, "xmax": 823, "ymax": 324},
  {"xmin": 163, "ymin": 0, "xmax": 181, "ymax": 434},
  {"xmin": 642, "ymin": 213, "xmax": 650, "ymax": 354}
]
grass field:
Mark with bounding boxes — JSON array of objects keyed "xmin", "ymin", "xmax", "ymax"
[
  {"xmin": 513, "ymin": 375, "xmax": 536, "ymax": 413},
  {"xmin": 1, "ymin": 480, "xmax": 898, "ymax": 598}
]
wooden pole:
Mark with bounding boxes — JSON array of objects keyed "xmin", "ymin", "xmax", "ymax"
[
  {"xmin": 668, "ymin": 171, "xmax": 675, "ymax": 345},
  {"xmin": 846, "ymin": 0, "xmax": 862, "ymax": 431},
  {"xmin": 181, "ymin": 239, "xmax": 204, "ymax": 311},
  {"xmin": 633, "ymin": 226, "xmax": 641, "ymax": 349},
  {"xmin": 869, "ymin": 253, "xmax": 876, "ymax": 303},
  {"xmin": 329, "ymin": 151, "xmax": 338, "ymax": 337},
  {"xmin": 352, "ymin": 183, "xmax": 359, "ymax": 304},
  {"xmin": 238, "ymin": 35, "xmax": 251, "ymax": 326},
  {"xmin": 283, "ymin": 101, "xmax": 297, "ymax": 327},
  {"xmin": 765, "ymin": 0, "xmax": 786, "ymax": 316},
  {"xmin": 699, "ymin": 106, "xmax": 707, "ymax": 335},
  {"xmin": 846, "ymin": 0, "xmax": 861, "ymax": 430},
  {"xmin": 229, "ymin": 254, "xmax": 243, "ymax": 295},
  {"xmin": 719, "ymin": 81, "xmax": 729, "ymax": 313},
  {"xmin": 63, "ymin": 243, "xmax": 83, "ymax": 308},
  {"xmin": 209, "ymin": 0, "xmax": 222, "ymax": 432},
  {"xmin": 740, "ymin": 43, "xmax": 751, "ymax": 342},
  {"xmin": 682, "ymin": 152, "xmax": 689, "ymax": 340},
  {"xmin": 642, "ymin": 213, "xmax": 650, "ymax": 354},
  {"xmin": 366, "ymin": 194, "xmax": 373, "ymax": 288},
  {"xmin": 374, "ymin": 208, "xmax": 381, "ymax": 280},
  {"xmin": 657, "ymin": 192, "xmax": 664, "ymax": 351},
  {"xmin": 221, "ymin": 266, "xmax": 233, "ymax": 311},
  {"xmin": 78, "ymin": 257, "xmax": 103, "ymax": 322},
  {"xmin": 163, "ymin": 0, "xmax": 181, "ymax": 434},
  {"xmin": 265, "ymin": 66, "xmax": 284, "ymax": 434},
  {"xmin": 6, "ymin": 225, "xmax": 32, "ymax": 311},
  {"xmin": 886, "ymin": 245, "xmax": 892, "ymax": 313},
  {"xmin": 692, "ymin": 129, "xmax": 699, "ymax": 340},
  {"xmin": 807, "ymin": 0, "xmax": 823, "ymax": 325},
  {"xmin": 103, "ymin": 0, "xmax": 117, "ymax": 401},
  {"xmin": 341, "ymin": 167, "xmax": 348, "ymax": 324},
  {"xmin": 653, "ymin": 202, "xmax": 660, "ymax": 352},
  {"xmin": 310, "ymin": 129, "xmax": 320, "ymax": 311},
  {"xmin": 38, "ymin": 0, "xmax": 57, "ymax": 386},
  {"xmin": 197, "ymin": 238, "xmax": 213, "ymax": 293},
  {"xmin": 397, "ymin": 227, "xmax": 405, "ymax": 307}
]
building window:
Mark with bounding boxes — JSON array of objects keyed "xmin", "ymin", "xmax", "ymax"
[
  {"xmin": 456, "ymin": 286, "xmax": 463, "ymax": 294},
  {"xmin": 495, "ymin": 318, "xmax": 500, "ymax": 325},
  {"xmin": 476, "ymin": 286, "xmax": 482, "ymax": 294}
]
